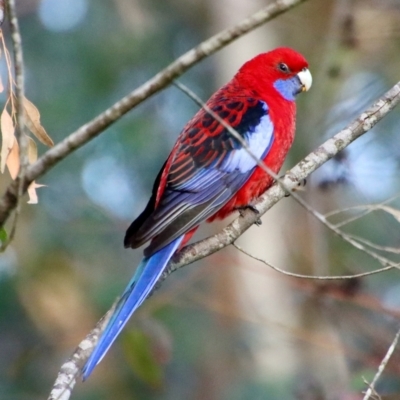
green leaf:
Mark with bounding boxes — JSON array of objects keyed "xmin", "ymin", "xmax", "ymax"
[
  {"xmin": 0, "ymin": 227, "xmax": 7, "ymax": 243},
  {"xmin": 121, "ymin": 327, "xmax": 164, "ymax": 388}
]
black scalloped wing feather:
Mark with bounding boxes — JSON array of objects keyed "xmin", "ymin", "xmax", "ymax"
[{"xmin": 125, "ymin": 97, "xmax": 270, "ymax": 256}]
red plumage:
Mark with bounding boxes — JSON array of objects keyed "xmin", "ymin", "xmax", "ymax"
[
  {"xmin": 212, "ymin": 49, "xmax": 308, "ymax": 218},
  {"xmin": 126, "ymin": 47, "xmax": 310, "ymax": 251},
  {"xmin": 83, "ymin": 47, "xmax": 311, "ymax": 379}
]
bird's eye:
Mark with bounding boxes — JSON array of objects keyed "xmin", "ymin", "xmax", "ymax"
[{"xmin": 278, "ymin": 63, "xmax": 289, "ymax": 73}]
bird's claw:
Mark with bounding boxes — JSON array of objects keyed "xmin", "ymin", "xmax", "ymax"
[{"xmin": 236, "ymin": 204, "xmax": 262, "ymax": 226}]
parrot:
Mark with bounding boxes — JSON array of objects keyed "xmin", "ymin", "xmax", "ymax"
[{"xmin": 82, "ymin": 47, "xmax": 312, "ymax": 379}]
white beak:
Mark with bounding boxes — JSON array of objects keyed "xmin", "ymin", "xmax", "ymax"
[{"xmin": 297, "ymin": 68, "xmax": 312, "ymax": 92}]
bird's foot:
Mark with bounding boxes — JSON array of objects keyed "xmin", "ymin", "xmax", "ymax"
[{"xmin": 236, "ymin": 204, "xmax": 262, "ymax": 226}]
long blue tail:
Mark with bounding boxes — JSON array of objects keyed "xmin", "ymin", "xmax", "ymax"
[{"xmin": 82, "ymin": 235, "xmax": 183, "ymax": 380}]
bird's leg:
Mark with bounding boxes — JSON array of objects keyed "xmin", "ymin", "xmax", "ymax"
[{"xmin": 236, "ymin": 204, "xmax": 262, "ymax": 226}]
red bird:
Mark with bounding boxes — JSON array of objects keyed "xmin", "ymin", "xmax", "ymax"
[{"xmin": 83, "ymin": 47, "xmax": 312, "ymax": 379}]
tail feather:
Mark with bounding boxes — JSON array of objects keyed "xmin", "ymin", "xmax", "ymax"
[{"xmin": 82, "ymin": 235, "xmax": 183, "ymax": 380}]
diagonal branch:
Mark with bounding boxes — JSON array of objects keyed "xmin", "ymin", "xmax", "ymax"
[
  {"xmin": 0, "ymin": 0, "xmax": 307, "ymax": 228},
  {"xmin": 47, "ymin": 79, "xmax": 400, "ymax": 400},
  {"xmin": 173, "ymin": 81, "xmax": 400, "ymax": 271},
  {"xmin": 47, "ymin": 308, "xmax": 115, "ymax": 400},
  {"xmin": 362, "ymin": 327, "xmax": 400, "ymax": 400},
  {"xmin": 167, "ymin": 81, "xmax": 400, "ymax": 275}
]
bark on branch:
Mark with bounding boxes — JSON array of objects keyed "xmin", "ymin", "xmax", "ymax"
[
  {"xmin": 0, "ymin": 0, "xmax": 307, "ymax": 228},
  {"xmin": 47, "ymin": 81, "xmax": 400, "ymax": 400},
  {"xmin": 168, "ymin": 82, "xmax": 400, "ymax": 273}
]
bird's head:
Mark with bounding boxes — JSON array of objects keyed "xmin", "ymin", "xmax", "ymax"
[{"xmin": 237, "ymin": 47, "xmax": 312, "ymax": 101}]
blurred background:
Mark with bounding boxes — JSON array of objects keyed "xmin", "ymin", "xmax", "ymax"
[{"xmin": 1, "ymin": 0, "xmax": 400, "ymax": 399}]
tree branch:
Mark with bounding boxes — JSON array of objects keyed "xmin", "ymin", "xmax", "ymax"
[
  {"xmin": 167, "ymin": 81, "xmax": 400, "ymax": 274},
  {"xmin": 5, "ymin": 0, "xmax": 26, "ymax": 154},
  {"xmin": 173, "ymin": 81, "xmax": 400, "ymax": 272},
  {"xmin": 0, "ymin": 0, "xmax": 307, "ymax": 228},
  {"xmin": 3, "ymin": 0, "xmax": 27, "ymax": 247},
  {"xmin": 47, "ymin": 308, "xmax": 115, "ymax": 400},
  {"xmin": 47, "ymin": 79, "xmax": 400, "ymax": 400},
  {"xmin": 362, "ymin": 327, "xmax": 400, "ymax": 400},
  {"xmin": 233, "ymin": 243, "xmax": 396, "ymax": 280}
]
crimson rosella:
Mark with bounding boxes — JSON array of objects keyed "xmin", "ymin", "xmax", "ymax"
[{"xmin": 82, "ymin": 47, "xmax": 312, "ymax": 379}]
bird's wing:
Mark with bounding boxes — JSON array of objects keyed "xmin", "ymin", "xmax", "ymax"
[{"xmin": 125, "ymin": 97, "xmax": 274, "ymax": 256}]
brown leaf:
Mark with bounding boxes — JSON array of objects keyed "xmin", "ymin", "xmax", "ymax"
[
  {"xmin": 23, "ymin": 97, "xmax": 54, "ymax": 147},
  {"xmin": 6, "ymin": 139, "xmax": 19, "ymax": 179},
  {"xmin": 27, "ymin": 136, "xmax": 38, "ymax": 164},
  {"xmin": 27, "ymin": 181, "xmax": 45, "ymax": 204},
  {"xmin": 1, "ymin": 107, "xmax": 15, "ymax": 173}
]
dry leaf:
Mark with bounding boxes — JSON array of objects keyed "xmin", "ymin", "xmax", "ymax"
[
  {"xmin": 23, "ymin": 96, "xmax": 54, "ymax": 147},
  {"xmin": 1, "ymin": 106, "xmax": 15, "ymax": 173},
  {"xmin": 27, "ymin": 181, "xmax": 45, "ymax": 204},
  {"xmin": 6, "ymin": 138, "xmax": 19, "ymax": 179},
  {"xmin": 27, "ymin": 136, "xmax": 38, "ymax": 164}
]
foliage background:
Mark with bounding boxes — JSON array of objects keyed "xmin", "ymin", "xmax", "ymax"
[{"xmin": 1, "ymin": 0, "xmax": 400, "ymax": 399}]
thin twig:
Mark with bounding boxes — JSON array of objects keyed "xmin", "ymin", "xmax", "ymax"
[
  {"xmin": 173, "ymin": 81, "xmax": 400, "ymax": 272},
  {"xmin": 326, "ymin": 193, "xmax": 400, "ymax": 228},
  {"xmin": 0, "ymin": 0, "xmax": 308, "ymax": 227},
  {"xmin": 233, "ymin": 243, "xmax": 397, "ymax": 280},
  {"xmin": 362, "ymin": 327, "xmax": 400, "ymax": 400},
  {"xmin": 166, "ymin": 81, "xmax": 400, "ymax": 275},
  {"xmin": 1, "ymin": 31, "xmax": 16, "ymax": 110},
  {"xmin": 323, "ymin": 193, "xmax": 400, "ymax": 219},
  {"xmin": 345, "ymin": 233, "xmax": 400, "ymax": 255},
  {"xmin": 47, "ymin": 80, "xmax": 400, "ymax": 400},
  {"xmin": 173, "ymin": 81, "xmax": 276, "ymax": 174},
  {"xmin": 332, "ymin": 210, "xmax": 376, "ymax": 229},
  {"xmin": 43, "ymin": 2, "xmax": 309, "ymax": 398},
  {"xmin": 3, "ymin": 0, "xmax": 28, "ymax": 248},
  {"xmin": 282, "ymin": 190, "xmax": 400, "ymax": 270}
]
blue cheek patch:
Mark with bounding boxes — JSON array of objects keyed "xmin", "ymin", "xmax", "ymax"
[{"xmin": 273, "ymin": 76, "xmax": 301, "ymax": 101}]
